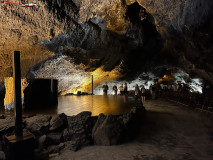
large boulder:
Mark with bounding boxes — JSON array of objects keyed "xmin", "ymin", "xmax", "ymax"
[
  {"xmin": 49, "ymin": 113, "xmax": 67, "ymax": 132},
  {"xmin": 62, "ymin": 111, "xmax": 94, "ymax": 151},
  {"xmin": 37, "ymin": 132, "xmax": 63, "ymax": 149},
  {"xmin": 121, "ymin": 106, "xmax": 146, "ymax": 142},
  {"xmin": 92, "ymin": 114, "xmax": 123, "ymax": 146},
  {"xmin": 47, "ymin": 143, "xmax": 65, "ymax": 154},
  {"xmin": 24, "ymin": 115, "xmax": 51, "ymax": 135},
  {"xmin": 46, "ymin": 132, "xmax": 63, "ymax": 146},
  {"xmin": 92, "ymin": 105, "xmax": 145, "ymax": 146},
  {"xmin": 0, "ymin": 117, "xmax": 15, "ymax": 136},
  {"xmin": 37, "ymin": 135, "xmax": 47, "ymax": 149}
]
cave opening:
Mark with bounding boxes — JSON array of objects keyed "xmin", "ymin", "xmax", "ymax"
[
  {"xmin": 123, "ymin": 2, "xmax": 164, "ymax": 78},
  {"xmin": 126, "ymin": 2, "xmax": 142, "ymax": 23},
  {"xmin": 125, "ymin": 1, "xmax": 160, "ymax": 45}
]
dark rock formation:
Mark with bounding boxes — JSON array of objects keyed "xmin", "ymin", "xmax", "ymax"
[
  {"xmin": 47, "ymin": 143, "xmax": 65, "ymax": 154},
  {"xmin": 63, "ymin": 111, "xmax": 94, "ymax": 151},
  {"xmin": 49, "ymin": 113, "xmax": 67, "ymax": 132},
  {"xmin": 0, "ymin": 99, "xmax": 145, "ymax": 158},
  {"xmin": 46, "ymin": 132, "xmax": 63, "ymax": 146},
  {"xmin": 92, "ymin": 114, "xmax": 123, "ymax": 145},
  {"xmin": 0, "ymin": 117, "xmax": 15, "ymax": 136},
  {"xmin": 24, "ymin": 115, "xmax": 52, "ymax": 135},
  {"xmin": 92, "ymin": 106, "xmax": 145, "ymax": 145}
]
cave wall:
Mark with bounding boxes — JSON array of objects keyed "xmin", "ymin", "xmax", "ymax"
[
  {"xmin": 0, "ymin": 1, "xmax": 67, "ymax": 81},
  {"xmin": 0, "ymin": 0, "xmax": 213, "ymax": 92}
]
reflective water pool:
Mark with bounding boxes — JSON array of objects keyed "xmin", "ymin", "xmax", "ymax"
[{"xmin": 22, "ymin": 95, "xmax": 135, "ymax": 116}]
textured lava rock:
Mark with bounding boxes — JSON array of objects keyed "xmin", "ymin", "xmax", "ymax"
[
  {"xmin": 46, "ymin": 132, "xmax": 63, "ymax": 146},
  {"xmin": 24, "ymin": 115, "xmax": 51, "ymax": 135},
  {"xmin": 62, "ymin": 111, "xmax": 94, "ymax": 151},
  {"xmin": 92, "ymin": 114, "xmax": 123, "ymax": 145},
  {"xmin": 37, "ymin": 135, "xmax": 47, "ymax": 149},
  {"xmin": 47, "ymin": 143, "xmax": 65, "ymax": 154},
  {"xmin": 0, "ymin": 117, "xmax": 15, "ymax": 136},
  {"xmin": 49, "ymin": 113, "xmax": 68, "ymax": 132}
]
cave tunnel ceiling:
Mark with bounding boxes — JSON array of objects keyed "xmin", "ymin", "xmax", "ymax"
[{"xmin": 0, "ymin": 0, "xmax": 213, "ymax": 93}]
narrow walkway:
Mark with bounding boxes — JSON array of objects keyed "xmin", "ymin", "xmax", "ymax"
[{"xmin": 51, "ymin": 99, "xmax": 213, "ymax": 160}]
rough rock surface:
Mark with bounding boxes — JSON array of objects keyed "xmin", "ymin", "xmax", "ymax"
[
  {"xmin": 46, "ymin": 132, "xmax": 63, "ymax": 146},
  {"xmin": 24, "ymin": 115, "xmax": 51, "ymax": 135},
  {"xmin": 0, "ymin": 99, "xmax": 145, "ymax": 158},
  {"xmin": 0, "ymin": 117, "xmax": 15, "ymax": 136},
  {"xmin": 92, "ymin": 114, "xmax": 123, "ymax": 145},
  {"xmin": 92, "ymin": 106, "xmax": 145, "ymax": 146},
  {"xmin": 1, "ymin": 0, "xmax": 213, "ymax": 90},
  {"xmin": 63, "ymin": 111, "xmax": 94, "ymax": 151},
  {"xmin": 47, "ymin": 143, "xmax": 65, "ymax": 154},
  {"xmin": 49, "ymin": 113, "xmax": 68, "ymax": 132}
]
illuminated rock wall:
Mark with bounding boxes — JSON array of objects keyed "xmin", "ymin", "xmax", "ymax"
[
  {"xmin": 4, "ymin": 77, "xmax": 28, "ymax": 110},
  {"xmin": 0, "ymin": 0, "xmax": 213, "ymax": 93},
  {"xmin": 0, "ymin": 1, "xmax": 65, "ymax": 81}
]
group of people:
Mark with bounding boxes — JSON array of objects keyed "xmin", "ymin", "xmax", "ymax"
[
  {"xmin": 102, "ymin": 82, "xmax": 128, "ymax": 95},
  {"xmin": 102, "ymin": 82, "xmax": 153, "ymax": 104}
]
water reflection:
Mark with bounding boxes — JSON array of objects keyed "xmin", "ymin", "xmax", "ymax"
[
  {"xmin": 1, "ymin": 95, "xmax": 135, "ymax": 116},
  {"xmin": 57, "ymin": 95, "xmax": 134, "ymax": 116}
]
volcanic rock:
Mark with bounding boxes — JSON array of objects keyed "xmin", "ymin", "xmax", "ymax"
[
  {"xmin": 63, "ymin": 111, "xmax": 94, "ymax": 151},
  {"xmin": 92, "ymin": 114, "xmax": 123, "ymax": 146},
  {"xmin": 46, "ymin": 132, "xmax": 63, "ymax": 146},
  {"xmin": 0, "ymin": 117, "xmax": 15, "ymax": 136},
  {"xmin": 47, "ymin": 143, "xmax": 65, "ymax": 154},
  {"xmin": 37, "ymin": 135, "xmax": 47, "ymax": 149},
  {"xmin": 24, "ymin": 115, "xmax": 51, "ymax": 135},
  {"xmin": 49, "ymin": 113, "xmax": 67, "ymax": 132}
]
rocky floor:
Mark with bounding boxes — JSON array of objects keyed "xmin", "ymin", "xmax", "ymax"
[{"xmin": 51, "ymin": 99, "xmax": 213, "ymax": 160}]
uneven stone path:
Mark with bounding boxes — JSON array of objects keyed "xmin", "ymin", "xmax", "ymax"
[{"xmin": 51, "ymin": 99, "xmax": 213, "ymax": 160}]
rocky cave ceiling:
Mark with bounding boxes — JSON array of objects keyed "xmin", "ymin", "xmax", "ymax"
[{"xmin": 0, "ymin": 0, "xmax": 213, "ymax": 94}]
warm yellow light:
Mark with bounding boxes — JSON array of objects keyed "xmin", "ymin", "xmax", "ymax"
[{"xmin": 61, "ymin": 65, "xmax": 122, "ymax": 95}]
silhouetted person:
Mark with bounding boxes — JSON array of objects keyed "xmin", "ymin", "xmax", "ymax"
[
  {"xmin": 119, "ymin": 84, "xmax": 124, "ymax": 95},
  {"xmin": 178, "ymin": 83, "xmax": 182, "ymax": 92},
  {"xmin": 149, "ymin": 84, "xmax": 153, "ymax": 95},
  {"xmin": 141, "ymin": 85, "xmax": 146, "ymax": 103},
  {"xmin": 135, "ymin": 84, "xmax": 141, "ymax": 100},
  {"xmin": 102, "ymin": 82, "xmax": 109, "ymax": 95},
  {"xmin": 124, "ymin": 83, "xmax": 128, "ymax": 95},
  {"xmin": 173, "ymin": 83, "xmax": 178, "ymax": 92},
  {"xmin": 113, "ymin": 83, "xmax": 118, "ymax": 95},
  {"xmin": 152, "ymin": 84, "xmax": 156, "ymax": 99}
]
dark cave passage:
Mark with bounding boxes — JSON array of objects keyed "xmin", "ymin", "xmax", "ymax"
[
  {"xmin": 121, "ymin": 2, "xmax": 164, "ymax": 79},
  {"xmin": 125, "ymin": 2, "xmax": 161, "ymax": 45}
]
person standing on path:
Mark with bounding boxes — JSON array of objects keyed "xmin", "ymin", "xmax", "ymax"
[
  {"xmin": 113, "ymin": 83, "xmax": 118, "ymax": 95},
  {"xmin": 102, "ymin": 82, "xmax": 109, "ymax": 95}
]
